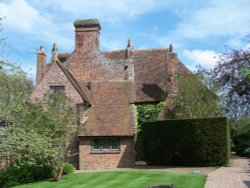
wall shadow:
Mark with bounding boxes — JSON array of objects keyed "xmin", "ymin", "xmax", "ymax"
[{"xmin": 141, "ymin": 84, "xmax": 166, "ymax": 101}]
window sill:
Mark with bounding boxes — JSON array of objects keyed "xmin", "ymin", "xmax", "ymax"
[{"xmin": 90, "ymin": 150, "xmax": 120, "ymax": 154}]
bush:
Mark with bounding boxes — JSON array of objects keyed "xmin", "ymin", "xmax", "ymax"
[
  {"xmin": 232, "ymin": 118, "xmax": 250, "ymax": 155},
  {"xmin": 0, "ymin": 160, "xmax": 52, "ymax": 188},
  {"xmin": 63, "ymin": 162, "xmax": 75, "ymax": 175},
  {"xmin": 139, "ymin": 117, "xmax": 230, "ymax": 166},
  {"xmin": 233, "ymin": 130, "xmax": 250, "ymax": 155},
  {"xmin": 242, "ymin": 148, "xmax": 250, "ymax": 158}
]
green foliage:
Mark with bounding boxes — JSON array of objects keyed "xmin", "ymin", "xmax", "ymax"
[
  {"xmin": 232, "ymin": 117, "xmax": 250, "ymax": 155},
  {"xmin": 0, "ymin": 61, "xmax": 78, "ymax": 182},
  {"xmin": 62, "ymin": 162, "xmax": 75, "ymax": 175},
  {"xmin": 140, "ymin": 118, "xmax": 230, "ymax": 166},
  {"xmin": 1, "ymin": 96, "xmax": 78, "ymax": 182},
  {"xmin": 0, "ymin": 159, "xmax": 52, "ymax": 188},
  {"xmin": 14, "ymin": 171, "xmax": 207, "ymax": 188},
  {"xmin": 0, "ymin": 61, "xmax": 33, "ymax": 120},
  {"xmin": 136, "ymin": 102, "xmax": 164, "ymax": 127},
  {"xmin": 165, "ymin": 74, "xmax": 222, "ymax": 119},
  {"xmin": 135, "ymin": 102, "xmax": 164, "ymax": 160}
]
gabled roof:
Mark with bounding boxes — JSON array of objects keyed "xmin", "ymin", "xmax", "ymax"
[
  {"xmin": 55, "ymin": 59, "xmax": 92, "ymax": 106},
  {"xmin": 103, "ymin": 48, "xmax": 190, "ymax": 103},
  {"xmin": 56, "ymin": 47, "xmax": 190, "ymax": 105}
]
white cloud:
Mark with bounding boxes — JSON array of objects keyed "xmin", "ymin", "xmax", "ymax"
[
  {"xmin": 183, "ymin": 49, "xmax": 219, "ymax": 70},
  {"xmin": 0, "ymin": 0, "xmax": 75, "ymax": 53},
  {"xmin": 30, "ymin": 0, "xmax": 170, "ymax": 23},
  {"xmin": 173, "ymin": 0, "xmax": 250, "ymax": 39},
  {"xmin": 0, "ymin": 0, "xmax": 41, "ymax": 32}
]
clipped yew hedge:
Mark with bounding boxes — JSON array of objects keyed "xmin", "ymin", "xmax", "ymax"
[{"xmin": 140, "ymin": 117, "xmax": 230, "ymax": 166}]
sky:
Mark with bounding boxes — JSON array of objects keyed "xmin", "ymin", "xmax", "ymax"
[{"xmin": 1, "ymin": 0, "xmax": 250, "ymax": 81}]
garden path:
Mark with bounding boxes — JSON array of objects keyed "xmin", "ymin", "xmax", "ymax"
[{"xmin": 205, "ymin": 154, "xmax": 250, "ymax": 188}]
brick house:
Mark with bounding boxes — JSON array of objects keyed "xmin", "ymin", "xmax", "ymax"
[{"xmin": 30, "ymin": 19, "xmax": 190, "ymax": 170}]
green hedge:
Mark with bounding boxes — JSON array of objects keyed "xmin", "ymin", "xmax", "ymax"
[{"xmin": 140, "ymin": 117, "xmax": 230, "ymax": 166}]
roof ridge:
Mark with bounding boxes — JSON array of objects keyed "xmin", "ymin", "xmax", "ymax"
[
  {"xmin": 103, "ymin": 49, "xmax": 126, "ymax": 54},
  {"xmin": 133, "ymin": 48, "xmax": 169, "ymax": 52}
]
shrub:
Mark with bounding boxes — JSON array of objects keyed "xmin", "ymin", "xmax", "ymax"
[
  {"xmin": 242, "ymin": 148, "xmax": 250, "ymax": 158},
  {"xmin": 0, "ymin": 160, "xmax": 52, "ymax": 188},
  {"xmin": 232, "ymin": 118, "xmax": 250, "ymax": 155},
  {"xmin": 233, "ymin": 130, "xmax": 250, "ymax": 155},
  {"xmin": 139, "ymin": 117, "xmax": 230, "ymax": 166},
  {"xmin": 63, "ymin": 162, "xmax": 75, "ymax": 175}
]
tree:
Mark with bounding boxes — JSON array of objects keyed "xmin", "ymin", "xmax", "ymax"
[
  {"xmin": 0, "ymin": 20, "xmax": 77, "ymax": 181},
  {"xmin": 212, "ymin": 44, "xmax": 250, "ymax": 119},
  {"xmin": 0, "ymin": 61, "xmax": 33, "ymax": 125},
  {"xmin": 0, "ymin": 61, "xmax": 77, "ymax": 182},
  {"xmin": 1, "ymin": 94, "xmax": 78, "ymax": 181},
  {"xmin": 164, "ymin": 72, "xmax": 223, "ymax": 119}
]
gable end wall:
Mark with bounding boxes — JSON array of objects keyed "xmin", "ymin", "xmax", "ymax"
[{"xmin": 30, "ymin": 62, "xmax": 83, "ymax": 105}]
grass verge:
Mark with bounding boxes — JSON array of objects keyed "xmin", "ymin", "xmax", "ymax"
[{"xmin": 15, "ymin": 171, "xmax": 207, "ymax": 188}]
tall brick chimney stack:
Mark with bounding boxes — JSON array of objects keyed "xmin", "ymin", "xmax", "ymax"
[
  {"xmin": 74, "ymin": 19, "xmax": 101, "ymax": 53},
  {"xmin": 36, "ymin": 46, "xmax": 46, "ymax": 85}
]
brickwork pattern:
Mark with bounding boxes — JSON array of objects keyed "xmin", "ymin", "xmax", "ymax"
[
  {"xmin": 36, "ymin": 50, "xmax": 46, "ymax": 84},
  {"xmin": 79, "ymin": 137, "xmax": 135, "ymax": 170},
  {"xmin": 30, "ymin": 61, "xmax": 83, "ymax": 105},
  {"xmin": 31, "ymin": 18, "xmax": 192, "ymax": 170}
]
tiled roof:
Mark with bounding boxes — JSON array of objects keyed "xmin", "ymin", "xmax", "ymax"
[
  {"xmin": 78, "ymin": 81, "xmax": 134, "ymax": 136},
  {"xmin": 103, "ymin": 50, "xmax": 127, "ymax": 60},
  {"xmin": 52, "ymin": 48, "xmax": 190, "ymax": 136},
  {"xmin": 55, "ymin": 60, "xmax": 92, "ymax": 106},
  {"xmin": 132, "ymin": 49, "xmax": 169, "ymax": 102}
]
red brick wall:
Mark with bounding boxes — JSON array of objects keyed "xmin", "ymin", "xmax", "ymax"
[
  {"xmin": 79, "ymin": 136, "xmax": 135, "ymax": 170},
  {"xmin": 36, "ymin": 49, "xmax": 46, "ymax": 85},
  {"xmin": 30, "ymin": 62, "xmax": 83, "ymax": 105},
  {"xmin": 75, "ymin": 29, "xmax": 100, "ymax": 53}
]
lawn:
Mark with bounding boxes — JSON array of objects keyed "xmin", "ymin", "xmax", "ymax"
[{"xmin": 15, "ymin": 171, "xmax": 207, "ymax": 188}]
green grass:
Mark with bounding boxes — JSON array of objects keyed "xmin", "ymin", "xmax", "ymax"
[{"xmin": 15, "ymin": 171, "xmax": 207, "ymax": 188}]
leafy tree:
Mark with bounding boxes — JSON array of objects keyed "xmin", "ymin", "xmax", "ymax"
[
  {"xmin": 0, "ymin": 61, "xmax": 33, "ymax": 123},
  {"xmin": 212, "ymin": 44, "xmax": 250, "ymax": 118},
  {"xmin": 0, "ymin": 20, "xmax": 77, "ymax": 181},
  {"xmin": 0, "ymin": 61, "xmax": 77, "ymax": 182},
  {"xmin": 1, "ymin": 94, "xmax": 78, "ymax": 181},
  {"xmin": 164, "ymin": 73, "xmax": 222, "ymax": 119}
]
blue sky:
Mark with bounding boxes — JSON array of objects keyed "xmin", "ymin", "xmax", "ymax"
[{"xmin": 1, "ymin": 0, "xmax": 250, "ymax": 80}]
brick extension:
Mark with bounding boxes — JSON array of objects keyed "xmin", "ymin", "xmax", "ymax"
[{"xmin": 30, "ymin": 18, "xmax": 190, "ymax": 170}]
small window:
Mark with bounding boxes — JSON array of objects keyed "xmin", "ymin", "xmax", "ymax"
[
  {"xmin": 50, "ymin": 86, "xmax": 65, "ymax": 94},
  {"xmin": 92, "ymin": 137, "xmax": 120, "ymax": 151},
  {"xmin": 49, "ymin": 86, "xmax": 65, "ymax": 106}
]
